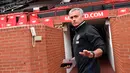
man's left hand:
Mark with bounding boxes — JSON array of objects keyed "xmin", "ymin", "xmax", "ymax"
[{"xmin": 79, "ymin": 50, "xmax": 94, "ymax": 58}]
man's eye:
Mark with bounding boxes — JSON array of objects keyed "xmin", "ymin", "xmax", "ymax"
[
  {"xmin": 74, "ymin": 15, "xmax": 78, "ymax": 18},
  {"xmin": 70, "ymin": 17, "xmax": 73, "ymax": 19},
  {"xmin": 70, "ymin": 15, "xmax": 78, "ymax": 19}
]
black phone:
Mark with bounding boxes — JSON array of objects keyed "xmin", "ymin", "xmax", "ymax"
[{"xmin": 60, "ymin": 63, "xmax": 72, "ymax": 67}]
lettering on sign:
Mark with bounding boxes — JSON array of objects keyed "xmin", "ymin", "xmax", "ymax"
[
  {"xmin": 60, "ymin": 10, "xmax": 108, "ymax": 22},
  {"xmin": 64, "ymin": 16, "xmax": 70, "ymax": 20},
  {"xmin": 84, "ymin": 12, "xmax": 104, "ymax": 18}
]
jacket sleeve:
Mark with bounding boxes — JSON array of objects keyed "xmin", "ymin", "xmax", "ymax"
[{"xmin": 85, "ymin": 25, "xmax": 106, "ymax": 54}]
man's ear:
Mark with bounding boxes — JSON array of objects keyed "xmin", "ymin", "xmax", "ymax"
[
  {"xmin": 82, "ymin": 15, "xmax": 84, "ymax": 20},
  {"xmin": 82, "ymin": 14, "xmax": 84, "ymax": 17}
]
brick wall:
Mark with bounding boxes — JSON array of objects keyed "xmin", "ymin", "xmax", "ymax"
[
  {"xmin": 45, "ymin": 26, "xmax": 65, "ymax": 73},
  {"xmin": 0, "ymin": 25, "xmax": 66, "ymax": 73},
  {"xmin": 110, "ymin": 14, "xmax": 130, "ymax": 73},
  {"xmin": 0, "ymin": 27, "xmax": 32, "ymax": 73}
]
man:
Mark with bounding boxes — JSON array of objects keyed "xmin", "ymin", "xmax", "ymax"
[{"xmin": 68, "ymin": 8, "xmax": 106, "ymax": 73}]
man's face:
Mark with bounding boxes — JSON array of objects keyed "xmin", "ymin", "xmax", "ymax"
[{"xmin": 69, "ymin": 10, "xmax": 84, "ymax": 26}]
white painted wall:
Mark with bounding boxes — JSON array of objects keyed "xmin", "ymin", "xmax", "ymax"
[
  {"xmin": 105, "ymin": 20, "xmax": 115, "ymax": 71},
  {"xmin": 62, "ymin": 0, "xmax": 71, "ymax": 2},
  {"xmin": 63, "ymin": 24, "xmax": 73, "ymax": 73}
]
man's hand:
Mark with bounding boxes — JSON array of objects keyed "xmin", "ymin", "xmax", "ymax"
[
  {"xmin": 63, "ymin": 64, "xmax": 72, "ymax": 68},
  {"xmin": 61, "ymin": 59, "xmax": 72, "ymax": 69},
  {"xmin": 61, "ymin": 57, "xmax": 76, "ymax": 69},
  {"xmin": 79, "ymin": 50, "xmax": 94, "ymax": 58}
]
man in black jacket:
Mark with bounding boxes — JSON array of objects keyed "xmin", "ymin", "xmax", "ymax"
[{"xmin": 68, "ymin": 8, "xmax": 106, "ymax": 73}]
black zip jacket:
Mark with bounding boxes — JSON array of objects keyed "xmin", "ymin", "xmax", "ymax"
[{"xmin": 72, "ymin": 21, "xmax": 105, "ymax": 73}]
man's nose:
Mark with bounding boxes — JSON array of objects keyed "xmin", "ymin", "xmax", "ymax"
[
  {"xmin": 72, "ymin": 19, "xmax": 76, "ymax": 22},
  {"xmin": 72, "ymin": 18, "xmax": 76, "ymax": 21}
]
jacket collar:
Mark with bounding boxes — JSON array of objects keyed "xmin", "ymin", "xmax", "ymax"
[{"xmin": 75, "ymin": 21, "xmax": 86, "ymax": 30}]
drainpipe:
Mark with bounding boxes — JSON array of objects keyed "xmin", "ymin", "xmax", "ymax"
[
  {"xmin": 63, "ymin": 24, "xmax": 73, "ymax": 73},
  {"xmin": 105, "ymin": 19, "xmax": 115, "ymax": 71}
]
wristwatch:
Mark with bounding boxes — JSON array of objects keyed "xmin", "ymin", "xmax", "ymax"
[{"xmin": 90, "ymin": 51, "xmax": 95, "ymax": 58}]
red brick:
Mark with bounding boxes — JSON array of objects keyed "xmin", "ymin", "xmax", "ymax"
[
  {"xmin": 0, "ymin": 25, "xmax": 65, "ymax": 73},
  {"xmin": 110, "ymin": 11, "xmax": 130, "ymax": 73}
]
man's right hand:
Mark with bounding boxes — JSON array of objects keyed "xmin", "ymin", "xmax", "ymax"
[
  {"xmin": 61, "ymin": 57, "xmax": 76, "ymax": 69},
  {"xmin": 63, "ymin": 64, "xmax": 72, "ymax": 68}
]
